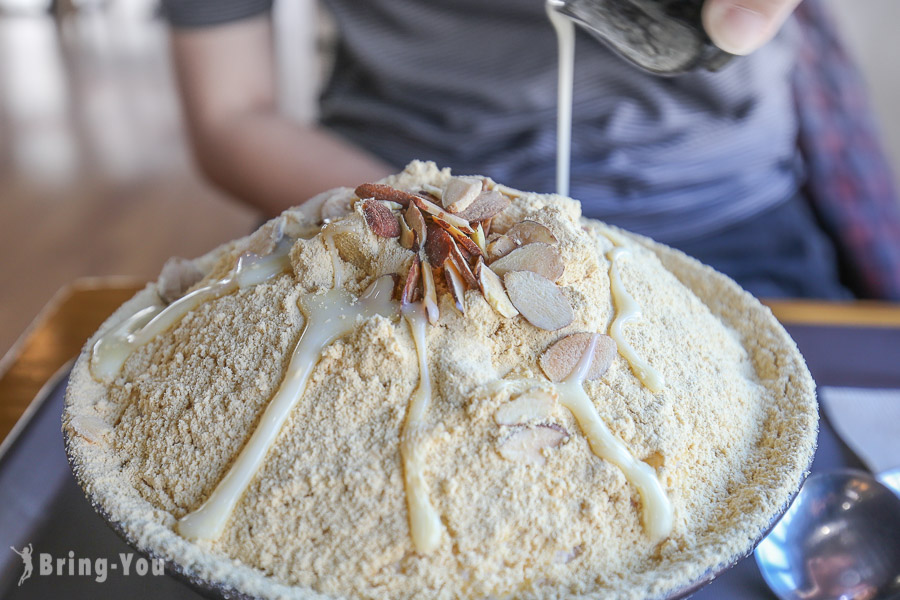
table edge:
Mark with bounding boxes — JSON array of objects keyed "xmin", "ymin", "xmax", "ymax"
[{"xmin": 1, "ymin": 279, "xmax": 899, "ymax": 448}]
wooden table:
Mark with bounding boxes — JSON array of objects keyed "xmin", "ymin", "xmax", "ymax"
[{"xmin": 2, "ymin": 278, "xmax": 900, "ymax": 446}]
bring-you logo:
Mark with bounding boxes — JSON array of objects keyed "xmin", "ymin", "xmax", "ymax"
[{"xmin": 9, "ymin": 544, "xmax": 164, "ymax": 585}]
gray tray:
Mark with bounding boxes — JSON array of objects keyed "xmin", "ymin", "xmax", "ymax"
[{"xmin": 1, "ymin": 323, "xmax": 896, "ymax": 599}]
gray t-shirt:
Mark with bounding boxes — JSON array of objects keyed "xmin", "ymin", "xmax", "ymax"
[{"xmin": 165, "ymin": 0, "xmax": 802, "ymax": 243}]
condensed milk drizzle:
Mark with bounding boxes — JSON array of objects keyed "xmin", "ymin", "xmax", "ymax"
[
  {"xmin": 554, "ymin": 334, "xmax": 673, "ymax": 541},
  {"xmin": 400, "ymin": 303, "xmax": 443, "ymax": 553},
  {"xmin": 177, "ymin": 276, "xmax": 398, "ymax": 541},
  {"xmin": 90, "ymin": 240, "xmax": 294, "ymax": 381},
  {"xmin": 322, "ymin": 223, "xmax": 349, "ymax": 289},
  {"xmin": 605, "ymin": 243, "xmax": 666, "ymax": 393}
]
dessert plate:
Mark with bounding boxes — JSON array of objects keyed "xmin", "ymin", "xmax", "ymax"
[{"xmin": 61, "ymin": 225, "xmax": 818, "ymax": 600}]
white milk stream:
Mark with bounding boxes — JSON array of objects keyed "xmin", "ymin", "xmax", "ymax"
[
  {"xmin": 177, "ymin": 276, "xmax": 397, "ymax": 541},
  {"xmin": 544, "ymin": 4, "xmax": 665, "ymax": 395},
  {"xmin": 546, "ymin": 0, "xmax": 576, "ymax": 198}
]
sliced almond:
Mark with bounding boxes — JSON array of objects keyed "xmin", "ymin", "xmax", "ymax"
[
  {"xmin": 399, "ymin": 214, "xmax": 416, "ymax": 250},
  {"xmin": 405, "ymin": 203, "xmax": 427, "ymax": 249},
  {"xmin": 486, "ymin": 234, "xmax": 517, "ymax": 262},
  {"xmin": 418, "ymin": 188, "xmax": 441, "ymax": 202},
  {"xmin": 507, "ymin": 220, "xmax": 558, "ymax": 246},
  {"xmin": 421, "ymin": 259, "xmax": 440, "ymax": 325},
  {"xmin": 490, "ymin": 243, "xmax": 565, "ymax": 282},
  {"xmin": 402, "ymin": 255, "xmax": 422, "ymax": 305},
  {"xmin": 380, "ymin": 200, "xmax": 404, "ymax": 211},
  {"xmin": 498, "ymin": 425, "xmax": 567, "ymax": 466},
  {"xmin": 433, "ymin": 216, "xmax": 483, "ymax": 257},
  {"xmin": 443, "ymin": 258, "xmax": 466, "ymax": 314},
  {"xmin": 492, "ymin": 183, "xmax": 524, "ymax": 199},
  {"xmin": 455, "ymin": 190, "xmax": 511, "ymax": 223},
  {"xmin": 473, "ymin": 223, "xmax": 487, "ymax": 254},
  {"xmin": 539, "ymin": 332, "xmax": 617, "ymax": 383},
  {"xmin": 456, "ymin": 239, "xmax": 473, "ymax": 262},
  {"xmin": 411, "ymin": 194, "xmax": 475, "ymax": 234},
  {"xmin": 424, "ymin": 222, "xmax": 454, "ymax": 266},
  {"xmin": 503, "ymin": 271, "xmax": 573, "ymax": 331},
  {"xmin": 362, "ymin": 199, "xmax": 400, "ymax": 238},
  {"xmin": 355, "ymin": 183, "xmax": 417, "ymax": 207},
  {"xmin": 442, "ymin": 176, "xmax": 483, "ymax": 213},
  {"xmin": 494, "ymin": 388, "xmax": 558, "ymax": 425},
  {"xmin": 487, "ymin": 221, "xmax": 557, "ymax": 262},
  {"xmin": 449, "ymin": 242, "xmax": 478, "ymax": 288},
  {"xmin": 421, "ymin": 183, "xmax": 443, "ymax": 200},
  {"xmin": 475, "ymin": 258, "xmax": 519, "ymax": 319}
]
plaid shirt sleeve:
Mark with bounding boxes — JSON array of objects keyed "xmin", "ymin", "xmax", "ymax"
[{"xmin": 792, "ymin": 0, "xmax": 900, "ymax": 300}]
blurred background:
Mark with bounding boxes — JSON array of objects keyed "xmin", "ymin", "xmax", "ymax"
[{"xmin": 0, "ymin": 0, "xmax": 898, "ymax": 360}]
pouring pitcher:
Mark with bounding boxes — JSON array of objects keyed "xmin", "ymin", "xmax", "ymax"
[{"xmin": 548, "ymin": 0, "xmax": 734, "ymax": 74}]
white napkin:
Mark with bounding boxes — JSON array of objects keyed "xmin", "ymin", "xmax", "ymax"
[{"xmin": 819, "ymin": 386, "xmax": 900, "ymax": 474}]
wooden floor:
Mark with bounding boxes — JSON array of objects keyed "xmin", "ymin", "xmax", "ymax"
[{"xmin": 0, "ymin": 11, "xmax": 258, "ymax": 358}]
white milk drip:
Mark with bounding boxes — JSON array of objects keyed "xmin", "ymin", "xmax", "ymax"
[
  {"xmin": 90, "ymin": 241, "xmax": 293, "ymax": 382},
  {"xmin": 606, "ymin": 245, "xmax": 666, "ymax": 393},
  {"xmin": 322, "ymin": 222, "xmax": 351, "ymax": 289},
  {"xmin": 553, "ymin": 334, "xmax": 673, "ymax": 541},
  {"xmin": 400, "ymin": 303, "xmax": 443, "ymax": 553},
  {"xmin": 177, "ymin": 276, "xmax": 398, "ymax": 541}
]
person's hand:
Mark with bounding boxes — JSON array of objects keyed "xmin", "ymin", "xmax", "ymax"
[{"xmin": 702, "ymin": 0, "xmax": 802, "ymax": 56}]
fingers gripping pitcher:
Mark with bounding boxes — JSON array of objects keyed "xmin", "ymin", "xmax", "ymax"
[{"xmin": 547, "ymin": 0, "xmax": 733, "ymax": 74}]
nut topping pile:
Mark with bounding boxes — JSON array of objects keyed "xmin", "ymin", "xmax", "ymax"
[{"xmin": 355, "ymin": 178, "xmax": 575, "ymax": 330}]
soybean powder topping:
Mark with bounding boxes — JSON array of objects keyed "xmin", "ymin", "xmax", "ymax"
[{"xmin": 64, "ymin": 161, "xmax": 817, "ymax": 600}]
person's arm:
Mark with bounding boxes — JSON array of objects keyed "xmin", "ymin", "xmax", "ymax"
[
  {"xmin": 170, "ymin": 15, "xmax": 393, "ymax": 218},
  {"xmin": 703, "ymin": 0, "xmax": 803, "ymax": 55}
]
